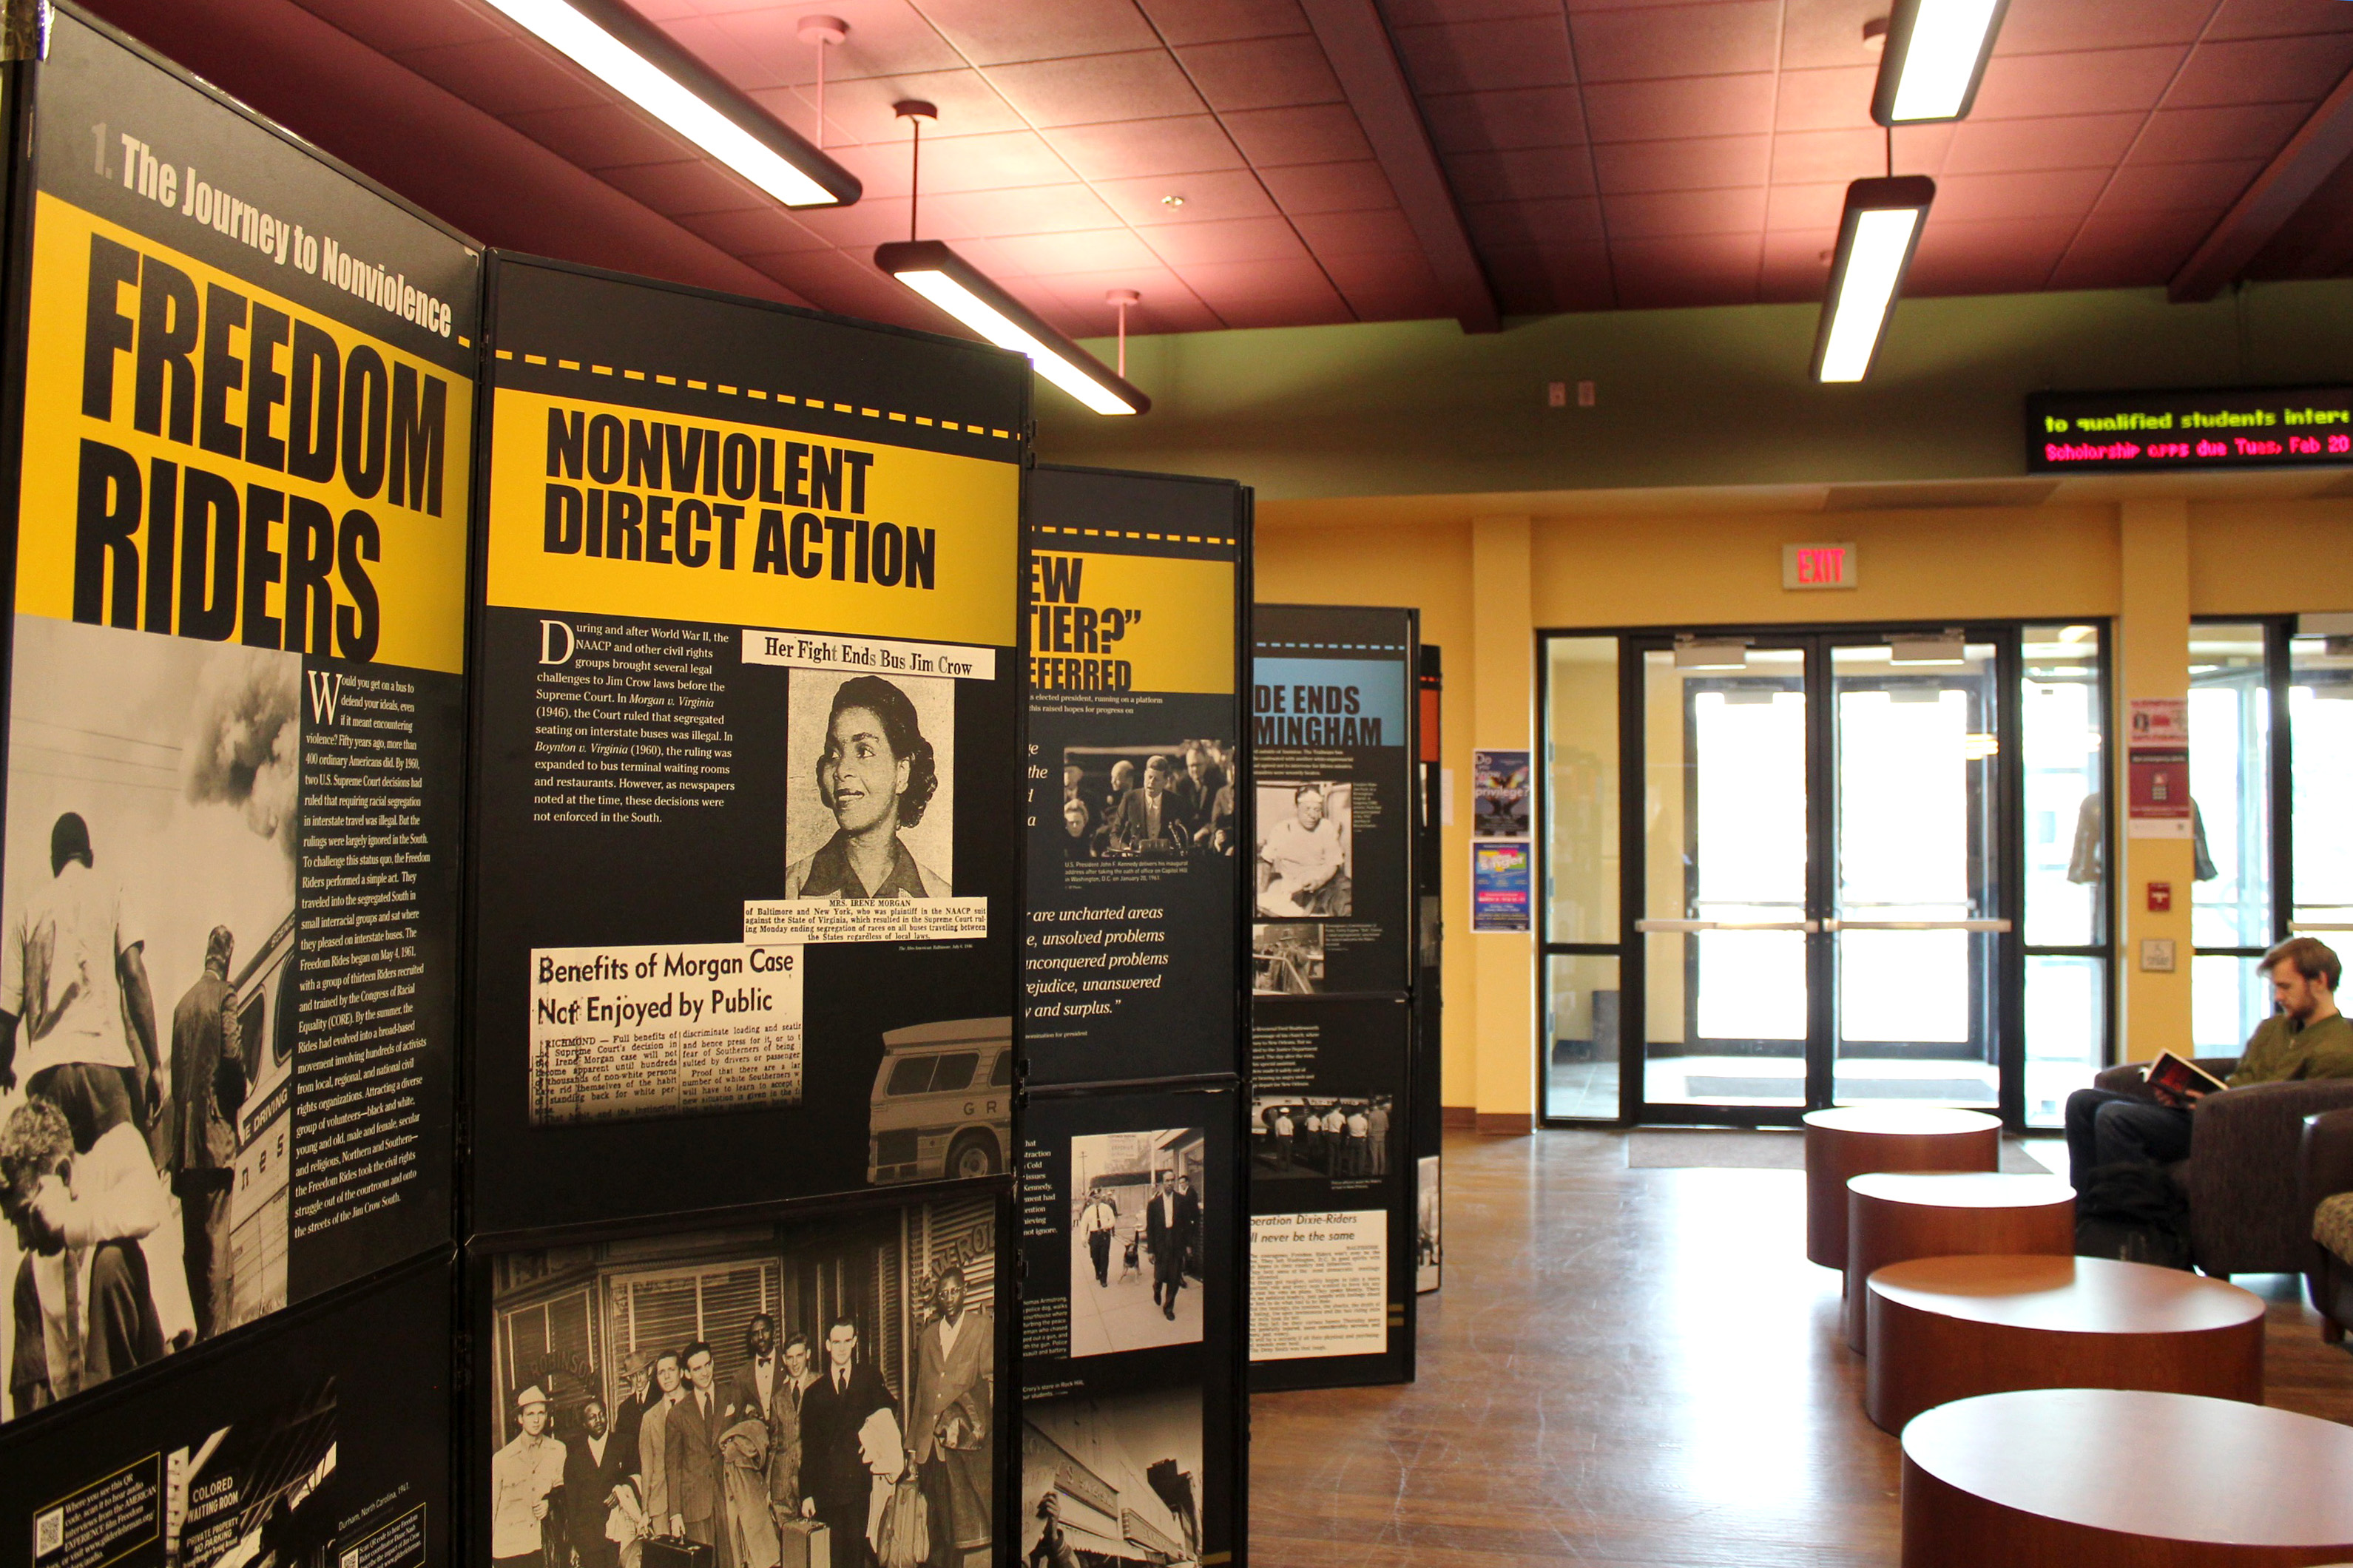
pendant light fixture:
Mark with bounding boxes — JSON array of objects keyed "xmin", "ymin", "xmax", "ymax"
[
  {"xmin": 1871, "ymin": 0, "xmax": 2011, "ymax": 125},
  {"xmin": 875, "ymin": 104, "xmax": 1150, "ymax": 416},
  {"xmin": 479, "ymin": 0, "xmax": 859, "ymax": 207},
  {"xmin": 1812, "ymin": 175, "xmax": 1935, "ymax": 383}
]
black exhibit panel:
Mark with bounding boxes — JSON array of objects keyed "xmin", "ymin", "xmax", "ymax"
[
  {"xmin": 1018, "ymin": 1089, "xmax": 1240, "ymax": 1568},
  {"xmin": 1246, "ymin": 996, "xmax": 1414, "ymax": 1388},
  {"xmin": 1414, "ymin": 646, "xmax": 1443, "ymax": 1295},
  {"xmin": 1250, "ymin": 606, "xmax": 1417, "ymax": 998},
  {"xmin": 470, "ymin": 1187, "xmax": 1009, "ymax": 1568},
  {"xmin": 0, "ymin": 1253, "xmax": 453, "ymax": 1568},
  {"xmin": 1024, "ymin": 466, "xmax": 1249, "ymax": 1087},
  {"xmin": 0, "ymin": 2, "xmax": 472, "ymax": 1426},
  {"xmin": 464, "ymin": 256, "xmax": 1030, "ymax": 1234}
]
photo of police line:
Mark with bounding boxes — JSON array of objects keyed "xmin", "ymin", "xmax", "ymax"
[
  {"xmin": 488, "ymin": 1197, "xmax": 995, "ymax": 1568},
  {"xmin": 1249, "ymin": 1096, "xmax": 1394, "ymax": 1182},
  {"xmin": 0, "ymin": 626, "xmax": 304, "ymax": 1421},
  {"xmin": 1056, "ymin": 743, "xmax": 1235, "ymax": 863}
]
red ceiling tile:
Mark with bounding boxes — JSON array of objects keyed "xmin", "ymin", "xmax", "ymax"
[
  {"xmin": 1030, "ymin": 271, "xmax": 1223, "ymax": 333},
  {"xmin": 1994, "ymin": 0, "xmax": 2214, "ymax": 55},
  {"xmin": 741, "ymin": 248, "xmax": 919, "ymax": 324},
  {"xmin": 1463, "ymin": 195, "xmax": 1606, "ymax": 249},
  {"xmin": 2095, "ymin": 159, "xmax": 2263, "ymax": 214},
  {"xmin": 1593, "ymin": 134, "xmax": 1771, "ymax": 195},
  {"xmin": 1603, "ymin": 185, "xmax": 1769, "ymax": 237},
  {"xmin": 1392, "ymin": 18, "xmax": 1576, "ymax": 95},
  {"xmin": 1759, "ymin": 229, "xmax": 1834, "ymax": 303},
  {"xmin": 894, "ymin": 130, "xmax": 1078, "ymax": 194},
  {"xmin": 1478, "ymin": 243, "xmax": 1613, "ymax": 313},
  {"xmin": 706, "ymin": 7, "xmax": 968, "ymax": 87},
  {"xmin": 914, "ymin": 0, "xmax": 1160, "ymax": 67},
  {"xmin": 988, "ymin": 50, "xmax": 1208, "ymax": 125},
  {"xmin": 2046, "ymin": 206, "xmax": 2219, "ymax": 288},
  {"xmin": 1442, "ymin": 146, "xmax": 1598, "ymax": 204},
  {"xmin": 782, "ymin": 196, "xmax": 927, "ymax": 249},
  {"xmin": 1142, "ymin": 214, "xmax": 1309, "ymax": 264},
  {"xmin": 1970, "ymin": 47, "xmax": 2191, "ymax": 119},
  {"xmin": 1773, "ymin": 65, "xmax": 1877, "ymax": 132},
  {"xmin": 1042, "ymin": 117, "xmax": 1249, "ymax": 180},
  {"xmin": 1092, "ymin": 168, "xmax": 1281, "ymax": 225},
  {"xmin": 502, "ymin": 104, "xmax": 698, "ymax": 172},
  {"xmin": 769, "ymin": 70, "xmax": 1030, "ymax": 141},
  {"xmin": 1221, "ymin": 104, "xmax": 1377, "ymax": 166},
  {"xmin": 2132, "ymin": 102, "xmax": 2313, "ymax": 163},
  {"xmin": 597, "ymin": 157, "xmax": 773, "ymax": 217},
  {"xmin": 1930, "ymin": 167, "xmax": 2110, "ymax": 222},
  {"xmin": 1585, "ymin": 75, "xmax": 1777, "ymax": 141},
  {"xmin": 922, "ymin": 183, "xmax": 1127, "ymax": 237},
  {"xmin": 2164, "ymin": 35, "xmax": 2353, "ymax": 108},
  {"xmin": 1383, "ymin": 0, "xmax": 1562, "ymax": 24},
  {"xmin": 1777, "ymin": 2, "xmax": 1886, "ymax": 71},
  {"xmin": 1292, "ymin": 207, "xmax": 1422, "ymax": 257},
  {"xmin": 1317, "ymin": 252, "xmax": 1450, "ymax": 322},
  {"xmin": 1763, "ymin": 180, "xmax": 1849, "ymax": 234},
  {"xmin": 1938, "ymin": 114, "xmax": 2146, "ymax": 175},
  {"xmin": 672, "ymin": 205, "xmax": 834, "ymax": 256},
  {"xmin": 1610, "ymin": 233, "xmax": 1763, "ymax": 308},
  {"xmin": 986, "ymin": 227, "xmax": 1172, "ymax": 274},
  {"xmin": 1570, "ymin": 2, "xmax": 1781, "ymax": 84},
  {"xmin": 652, "ymin": 14, "xmax": 787, "ymax": 91},
  {"xmin": 1768, "ymin": 127, "xmax": 1886, "ymax": 186},
  {"xmin": 1174, "ymin": 257, "xmax": 1351, "ymax": 325},
  {"xmin": 1259, "ymin": 160, "xmax": 1398, "ymax": 214},
  {"xmin": 1134, "ymin": 0, "xmax": 1311, "ymax": 47},
  {"xmin": 1419, "ymin": 87, "xmax": 1589, "ymax": 153},
  {"xmin": 1905, "ymin": 216, "xmax": 2079, "ymax": 293},
  {"xmin": 291, "ymin": 0, "xmax": 504, "ymax": 54},
  {"xmin": 396, "ymin": 37, "xmax": 607, "ymax": 116},
  {"xmin": 1176, "ymin": 36, "xmax": 1346, "ymax": 112},
  {"xmin": 2199, "ymin": 0, "xmax": 2353, "ymax": 41}
]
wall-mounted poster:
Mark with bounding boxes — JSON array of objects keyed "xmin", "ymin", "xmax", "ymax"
[
  {"xmin": 1471, "ymin": 842, "xmax": 1533, "ymax": 933},
  {"xmin": 0, "ymin": 4, "xmax": 472, "ymax": 1422},
  {"xmin": 1471, "ymin": 749, "xmax": 1530, "ymax": 839},
  {"xmin": 1024, "ymin": 467, "xmax": 1248, "ymax": 1086},
  {"xmin": 463, "ymin": 256, "xmax": 1027, "ymax": 1235},
  {"xmin": 1246, "ymin": 996, "xmax": 1413, "ymax": 1388},
  {"xmin": 1251, "ymin": 607, "xmax": 1416, "ymax": 996},
  {"xmin": 474, "ymin": 1189, "xmax": 1005, "ymax": 1568},
  {"xmin": 0, "ymin": 1250, "xmax": 452, "ymax": 1568},
  {"xmin": 1017, "ymin": 1089, "xmax": 1241, "ymax": 1568}
]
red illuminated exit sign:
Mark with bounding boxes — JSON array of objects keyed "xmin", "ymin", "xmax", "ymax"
[{"xmin": 1783, "ymin": 541, "xmax": 1858, "ymax": 590}]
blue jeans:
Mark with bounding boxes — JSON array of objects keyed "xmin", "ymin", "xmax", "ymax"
[{"xmin": 2065, "ymin": 1087, "xmax": 2193, "ymax": 1191}]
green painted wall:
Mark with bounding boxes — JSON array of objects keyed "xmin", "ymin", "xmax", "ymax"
[{"xmin": 1030, "ymin": 280, "xmax": 2353, "ymax": 502}]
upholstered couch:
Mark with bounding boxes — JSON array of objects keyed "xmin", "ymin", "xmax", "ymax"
[
  {"xmin": 2302, "ymin": 1107, "xmax": 2353, "ymax": 1342},
  {"xmin": 2090, "ymin": 1057, "xmax": 2353, "ymax": 1276}
]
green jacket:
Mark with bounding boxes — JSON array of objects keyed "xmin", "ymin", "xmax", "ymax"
[{"xmin": 2227, "ymin": 1012, "xmax": 2353, "ymax": 1086}]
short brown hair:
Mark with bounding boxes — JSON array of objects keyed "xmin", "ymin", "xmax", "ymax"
[{"xmin": 2260, "ymin": 936, "xmax": 2340, "ymax": 991}]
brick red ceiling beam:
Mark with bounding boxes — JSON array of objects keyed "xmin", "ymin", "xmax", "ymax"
[
  {"xmin": 1298, "ymin": 0, "xmax": 1499, "ymax": 334},
  {"xmin": 2170, "ymin": 62, "xmax": 2353, "ymax": 303}
]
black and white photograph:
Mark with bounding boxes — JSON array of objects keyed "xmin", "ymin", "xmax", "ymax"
[
  {"xmin": 1067, "ymin": 1129, "xmax": 1206, "ymax": 1358},
  {"xmin": 147, "ymin": 1376, "xmax": 340, "ymax": 1567},
  {"xmin": 1250, "ymin": 1095, "xmax": 1395, "ymax": 1183},
  {"xmin": 1020, "ymin": 1389, "xmax": 1203, "ymax": 1568},
  {"xmin": 486, "ymin": 1192, "xmax": 999, "ymax": 1568},
  {"xmin": 1418, "ymin": 1155, "xmax": 1442, "ymax": 1293},
  {"xmin": 1253, "ymin": 783, "xmax": 1352, "ymax": 917},
  {"xmin": 784, "ymin": 669, "xmax": 957, "ymax": 899},
  {"xmin": 0, "ymin": 618, "xmax": 303, "ymax": 1419},
  {"xmin": 1252, "ymin": 922, "xmax": 1326, "ymax": 996},
  {"xmin": 1059, "ymin": 742, "xmax": 1235, "ymax": 863}
]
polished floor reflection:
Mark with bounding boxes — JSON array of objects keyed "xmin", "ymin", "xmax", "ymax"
[{"xmin": 1249, "ymin": 1127, "xmax": 2353, "ymax": 1567}]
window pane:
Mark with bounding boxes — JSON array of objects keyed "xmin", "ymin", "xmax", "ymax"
[
  {"xmin": 2024, "ymin": 955, "xmax": 2104, "ymax": 1128},
  {"xmin": 2021, "ymin": 624, "xmax": 2105, "ymax": 947},
  {"xmin": 2192, "ymin": 953, "xmax": 2267, "ymax": 1054},
  {"xmin": 2289, "ymin": 630, "xmax": 2353, "ymax": 933},
  {"xmin": 1545, "ymin": 952, "xmax": 1620, "ymax": 1121},
  {"xmin": 2189, "ymin": 623, "xmax": 2271, "ymax": 949},
  {"xmin": 1545, "ymin": 637, "xmax": 1620, "ymax": 943}
]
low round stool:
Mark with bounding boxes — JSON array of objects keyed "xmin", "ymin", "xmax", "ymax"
[
  {"xmin": 1803, "ymin": 1105, "xmax": 2000, "ymax": 1270},
  {"xmin": 1844, "ymin": 1170, "xmax": 2075, "ymax": 1353},
  {"xmin": 1866, "ymin": 1253, "xmax": 2263, "ymax": 1435},
  {"xmin": 1902, "ymin": 1388, "xmax": 2353, "ymax": 1567}
]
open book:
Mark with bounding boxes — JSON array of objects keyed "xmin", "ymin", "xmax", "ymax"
[{"xmin": 2144, "ymin": 1050, "xmax": 2230, "ymax": 1098}]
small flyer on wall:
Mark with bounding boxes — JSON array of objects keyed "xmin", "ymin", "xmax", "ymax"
[
  {"xmin": 1471, "ymin": 749, "xmax": 1530, "ymax": 838},
  {"xmin": 1251, "ymin": 606, "xmax": 1417, "ymax": 997},
  {"xmin": 1024, "ymin": 467, "xmax": 1247, "ymax": 1086},
  {"xmin": 1471, "ymin": 842, "xmax": 1533, "ymax": 933},
  {"xmin": 2126, "ymin": 696, "xmax": 2191, "ymax": 839},
  {"xmin": 465, "ymin": 257, "xmax": 1027, "ymax": 1234},
  {"xmin": 1016, "ymin": 1089, "xmax": 1238, "ymax": 1568},
  {"xmin": 0, "ymin": 7, "xmax": 470, "ymax": 1425},
  {"xmin": 474, "ymin": 1189, "xmax": 1005, "ymax": 1568},
  {"xmin": 0, "ymin": 1251, "xmax": 452, "ymax": 1568},
  {"xmin": 1246, "ymin": 996, "xmax": 1413, "ymax": 1385}
]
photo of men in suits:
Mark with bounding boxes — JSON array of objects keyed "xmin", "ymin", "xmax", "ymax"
[
  {"xmin": 798, "ymin": 1317, "xmax": 895, "ymax": 1567},
  {"xmin": 667, "ymin": 1341, "xmax": 731, "ymax": 1565},
  {"xmin": 1066, "ymin": 1129, "xmax": 1206, "ymax": 1359},
  {"xmin": 910, "ymin": 1265, "xmax": 992, "ymax": 1568},
  {"xmin": 564, "ymin": 1396, "xmax": 629, "ymax": 1568}
]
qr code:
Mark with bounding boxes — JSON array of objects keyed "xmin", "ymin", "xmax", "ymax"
[
  {"xmin": 339, "ymin": 1550, "xmax": 358, "ymax": 1568},
  {"xmin": 33, "ymin": 1507, "xmax": 62, "ymax": 1556}
]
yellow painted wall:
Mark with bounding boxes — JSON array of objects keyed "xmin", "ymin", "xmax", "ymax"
[{"xmin": 1257, "ymin": 494, "xmax": 2353, "ymax": 1123}]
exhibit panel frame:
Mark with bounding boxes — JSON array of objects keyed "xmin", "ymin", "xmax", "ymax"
[
  {"xmin": 0, "ymin": 0, "xmax": 476, "ymax": 1434},
  {"xmin": 461, "ymin": 253, "xmax": 1031, "ymax": 1240}
]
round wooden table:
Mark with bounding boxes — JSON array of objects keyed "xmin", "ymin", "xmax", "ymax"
[
  {"xmin": 1803, "ymin": 1105, "xmax": 2001, "ymax": 1270},
  {"xmin": 1866, "ymin": 1253, "xmax": 2264, "ymax": 1435},
  {"xmin": 1843, "ymin": 1170, "xmax": 2076, "ymax": 1352},
  {"xmin": 1903, "ymin": 1389, "xmax": 2353, "ymax": 1567}
]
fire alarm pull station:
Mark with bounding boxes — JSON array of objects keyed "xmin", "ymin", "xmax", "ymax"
[{"xmin": 2147, "ymin": 881, "xmax": 2172, "ymax": 913}]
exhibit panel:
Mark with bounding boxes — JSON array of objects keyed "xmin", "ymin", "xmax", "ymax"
[
  {"xmin": 462, "ymin": 256, "xmax": 1030, "ymax": 1236},
  {"xmin": 1024, "ymin": 465, "xmax": 1249, "ymax": 1087},
  {"xmin": 1017, "ymin": 1088, "xmax": 1240, "ymax": 1568},
  {"xmin": 469, "ymin": 1186, "xmax": 1010, "ymax": 1568},
  {"xmin": 0, "ymin": 1251, "xmax": 453, "ymax": 1568},
  {"xmin": 0, "ymin": 3, "xmax": 473, "ymax": 1425}
]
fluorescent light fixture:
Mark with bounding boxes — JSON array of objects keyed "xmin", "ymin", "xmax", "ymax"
[
  {"xmin": 1872, "ymin": 0, "xmax": 2011, "ymax": 125},
  {"xmin": 877, "ymin": 240, "xmax": 1149, "ymax": 416},
  {"xmin": 1812, "ymin": 176, "xmax": 1935, "ymax": 384},
  {"xmin": 479, "ymin": 0, "xmax": 859, "ymax": 208}
]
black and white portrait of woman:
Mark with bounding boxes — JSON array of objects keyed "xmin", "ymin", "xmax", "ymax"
[{"xmin": 783, "ymin": 672, "xmax": 954, "ymax": 899}]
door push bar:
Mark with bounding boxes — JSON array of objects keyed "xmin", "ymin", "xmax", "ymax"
[
  {"xmin": 1823, "ymin": 919, "xmax": 2013, "ymax": 933},
  {"xmin": 1634, "ymin": 919, "xmax": 1822, "ymax": 933},
  {"xmin": 1633, "ymin": 918, "xmax": 2013, "ymax": 933}
]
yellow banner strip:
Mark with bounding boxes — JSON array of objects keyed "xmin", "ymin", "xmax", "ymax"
[{"xmin": 494, "ymin": 349, "xmax": 1022, "ymax": 445}]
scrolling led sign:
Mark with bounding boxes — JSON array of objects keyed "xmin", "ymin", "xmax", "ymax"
[{"xmin": 2028, "ymin": 388, "xmax": 2353, "ymax": 472}]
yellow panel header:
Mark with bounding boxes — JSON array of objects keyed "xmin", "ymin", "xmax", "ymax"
[{"xmin": 1028, "ymin": 548, "xmax": 1235, "ymax": 695}]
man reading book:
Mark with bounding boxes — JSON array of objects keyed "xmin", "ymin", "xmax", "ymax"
[{"xmin": 2066, "ymin": 936, "xmax": 2353, "ymax": 1191}]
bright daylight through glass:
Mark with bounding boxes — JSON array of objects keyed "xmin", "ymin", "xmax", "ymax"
[
  {"xmin": 1888, "ymin": 0, "xmax": 2004, "ymax": 121},
  {"xmin": 1818, "ymin": 207, "xmax": 1922, "ymax": 382},
  {"xmin": 893, "ymin": 267, "xmax": 1141, "ymax": 415}
]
